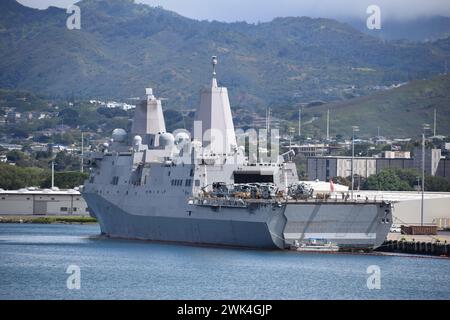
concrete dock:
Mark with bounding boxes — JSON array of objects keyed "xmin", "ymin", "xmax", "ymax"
[{"xmin": 377, "ymin": 231, "xmax": 450, "ymax": 257}]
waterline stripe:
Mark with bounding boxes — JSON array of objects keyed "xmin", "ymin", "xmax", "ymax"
[{"xmin": 284, "ymin": 233, "xmax": 377, "ymax": 240}]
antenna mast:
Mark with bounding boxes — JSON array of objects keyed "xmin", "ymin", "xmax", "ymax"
[{"xmin": 211, "ymin": 56, "xmax": 218, "ymax": 87}]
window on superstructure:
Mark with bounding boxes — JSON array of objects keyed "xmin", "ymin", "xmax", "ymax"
[{"xmin": 111, "ymin": 176, "xmax": 119, "ymax": 185}]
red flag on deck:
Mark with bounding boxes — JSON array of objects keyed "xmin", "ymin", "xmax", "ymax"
[{"xmin": 330, "ymin": 178, "xmax": 335, "ymax": 192}]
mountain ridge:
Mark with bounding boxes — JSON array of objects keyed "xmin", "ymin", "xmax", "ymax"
[
  {"xmin": 295, "ymin": 73, "xmax": 450, "ymax": 137},
  {"xmin": 0, "ymin": 0, "xmax": 449, "ymax": 111}
]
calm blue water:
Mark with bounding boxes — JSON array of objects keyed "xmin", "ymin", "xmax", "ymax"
[{"xmin": 0, "ymin": 224, "xmax": 449, "ymax": 300}]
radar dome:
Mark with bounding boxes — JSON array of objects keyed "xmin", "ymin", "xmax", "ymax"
[
  {"xmin": 133, "ymin": 135, "xmax": 142, "ymax": 145},
  {"xmin": 175, "ymin": 132, "xmax": 190, "ymax": 145},
  {"xmin": 159, "ymin": 133, "xmax": 175, "ymax": 147},
  {"xmin": 112, "ymin": 128, "xmax": 127, "ymax": 142},
  {"xmin": 191, "ymin": 140, "xmax": 202, "ymax": 149},
  {"xmin": 133, "ymin": 135, "xmax": 142, "ymax": 151}
]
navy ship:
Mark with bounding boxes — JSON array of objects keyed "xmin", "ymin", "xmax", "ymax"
[{"xmin": 82, "ymin": 57, "xmax": 392, "ymax": 250}]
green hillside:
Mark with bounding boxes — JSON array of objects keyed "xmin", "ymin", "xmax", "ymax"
[
  {"xmin": 290, "ymin": 74, "xmax": 450, "ymax": 138},
  {"xmin": 0, "ymin": 0, "xmax": 449, "ymax": 111}
]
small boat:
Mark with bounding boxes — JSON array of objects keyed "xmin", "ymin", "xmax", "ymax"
[{"xmin": 292, "ymin": 238, "xmax": 339, "ymax": 252}]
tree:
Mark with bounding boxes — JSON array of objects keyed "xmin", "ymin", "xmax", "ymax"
[
  {"xmin": 425, "ymin": 176, "xmax": 450, "ymax": 192},
  {"xmin": 54, "ymin": 151, "xmax": 80, "ymax": 171},
  {"xmin": 334, "ymin": 176, "xmax": 351, "ymax": 187},
  {"xmin": 41, "ymin": 172, "xmax": 88, "ymax": 189},
  {"xmin": 0, "ymin": 163, "xmax": 88, "ymax": 190},
  {"xmin": 58, "ymin": 108, "xmax": 79, "ymax": 126},
  {"xmin": 11, "ymin": 127, "xmax": 29, "ymax": 139},
  {"xmin": 6, "ymin": 150, "xmax": 26, "ymax": 162},
  {"xmin": 392, "ymin": 168, "xmax": 420, "ymax": 187},
  {"xmin": 97, "ymin": 107, "xmax": 127, "ymax": 119},
  {"xmin": 363, "ymin": 169, "xmax": 413, "ymax": 191},
  {"xmin": 0, "ymin": 163, "xmax": 47, "ymax": 190},
  {"xmin": 53, "ymin": 132, "xmax": 75, "ymax": 145}
]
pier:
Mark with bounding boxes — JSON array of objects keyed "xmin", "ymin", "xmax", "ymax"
[{"xmin": 376, "ymin": 232, "xmax": 450, "ymax": 257}]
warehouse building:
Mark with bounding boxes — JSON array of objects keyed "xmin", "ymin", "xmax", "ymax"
[
  {"xmin": 355, "ymin": 190, "xmax": 450, "ymax": 229},
  {"xmin": 0, "ymin": 188, "xmax": 89, "ymax": 216},
  {"xmin": 436, "ymin": 159, "xmax": 450, "ymax": 180},
  {"xmin": 308, "ymin": 147, "xmax": 443, "ymax": 181}
]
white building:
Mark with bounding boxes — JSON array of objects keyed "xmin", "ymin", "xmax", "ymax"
[
  {"xmin": 0, "ymin": 188, "xmax": 89, "ymax": 216},
  {"xmin": 356, "ymin": 190, "xmax": 450, "ymax": 228},
  {"xmin": 384, "ymin": 150, "xmax": 411, "ymax": 159},
  {"xmin": 307, "ymin": 156, "xmax": 377, "ymax": 181},
  {"xmin": 106, "ymin": 101, "xmax": 136, "ymax": 111}
]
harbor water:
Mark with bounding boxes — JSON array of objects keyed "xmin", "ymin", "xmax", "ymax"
[{"xmin": 0, "ymin": 224, "xmax": 449, "ymax": 300}]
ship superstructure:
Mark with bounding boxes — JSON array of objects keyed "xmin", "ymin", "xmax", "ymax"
[{"xmin": 82, "ymin": 57, "xmax": 392, "ymax": 250}]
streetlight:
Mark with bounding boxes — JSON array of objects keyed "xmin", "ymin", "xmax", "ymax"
[
  {"xmin": 351, "ymin": 126, "xmax": 359, "ymax": 200},
  {"xmin": 421, "ymin": 123, "xmax": 430, "ymax": 226}
]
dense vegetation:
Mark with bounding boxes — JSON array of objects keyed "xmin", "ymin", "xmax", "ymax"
[
  {"xmin": 348, "ymin": 16, "xmax": 450, "ymax": 42},
  {"xmin": 1, "ymin": 0, "xmax": 449, "ymax": 112},
  {"xmin": 0, "ymin": 163, "xmax": 88, "ymax": 190},
  {"xmin": 334, "ymin": 168, "xmax": 450, "ymax": 192},
  {"xmin": 278, "ymin": 74, "xmax": 450, "ymax": 138}
]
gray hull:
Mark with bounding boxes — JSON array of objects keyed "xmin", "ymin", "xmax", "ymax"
[
  {"xmin": 283, "ymin": 201, "xmax": 392, "ymax": 249},
  {"xmin": 84, "ymin": 192, "xmax": 392, "ymax": 250}
]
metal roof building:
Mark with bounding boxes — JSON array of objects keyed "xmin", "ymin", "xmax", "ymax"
[{"xmin": 0, "ymin": 188, "xmax": 89, "ymax": 216}]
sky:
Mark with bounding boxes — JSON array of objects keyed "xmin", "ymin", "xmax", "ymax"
[{"xmin": 17, "ymin": 0, "xmax": 450, "ymax": 22}]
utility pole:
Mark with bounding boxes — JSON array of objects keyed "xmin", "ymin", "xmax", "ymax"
[
  {"xmin": 421, "ymin": 123, "xmax": 430, "ymax": 226},
  {"xmin": 421, "ymin": 132, "xmax": 425, "ymax": 226},
  {"xmin": 433, "ymin": 109, "xmax": 437, "ymax": 137},
  {"xmin": 51, "ymin": 160, "xmax": 55, "ymax": 189},
  {"xmin": 326, "ymin": 109, "xmax": 330, "ymax": 141},
  {"xmin": 265, "ymin": 108, "xmax": 268, "ymax": 132},
  {"xmin": 288, "ymin": 127, "xmax": 295, "ymax": 151},
  {"xmin": 298, "ymin": 107, "xmax": 302, "ymax": 138},
  {"xmin": 351, "ymin": 126, "xmax": 359, "ymax": 200},
  {"xmin": 80, "ymin": 132, "xmax": 84, "ymax": 173}
]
